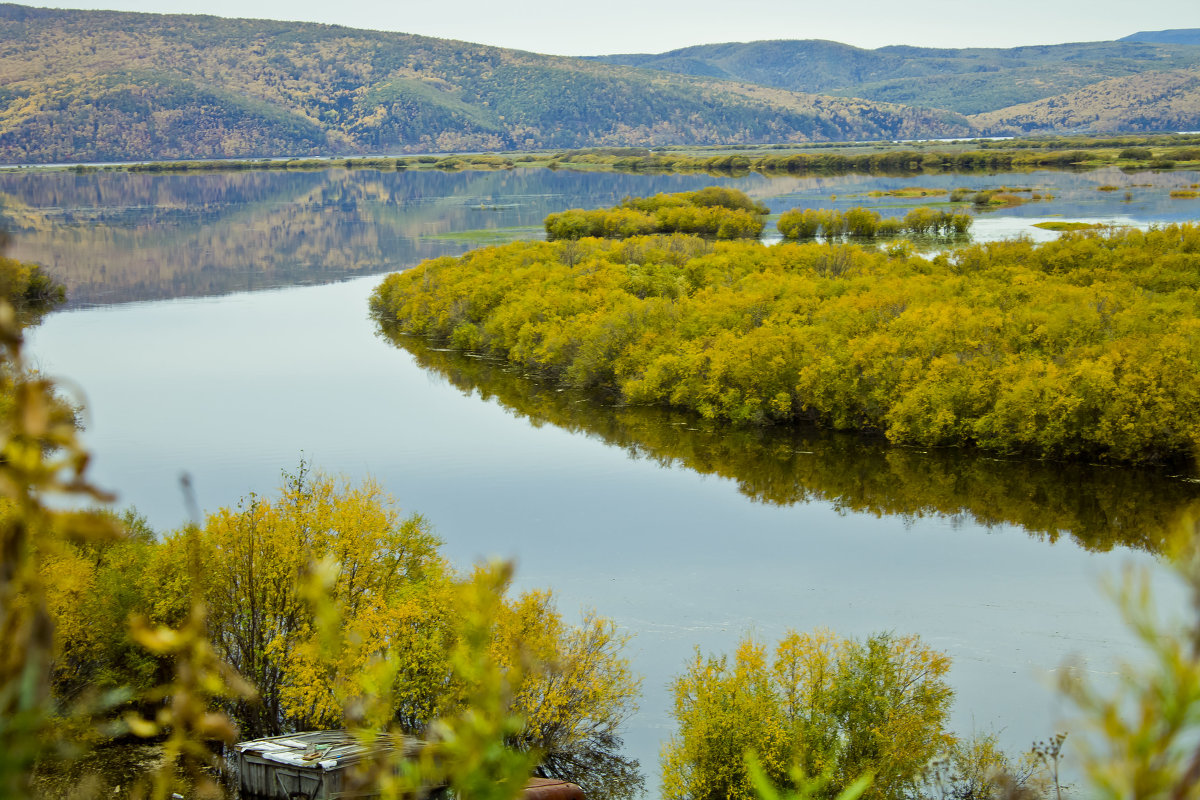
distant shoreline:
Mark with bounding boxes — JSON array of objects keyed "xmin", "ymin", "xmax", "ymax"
[{"xmin": 5, "ymin": 133, "xmax": 1199, "ymax": 177}]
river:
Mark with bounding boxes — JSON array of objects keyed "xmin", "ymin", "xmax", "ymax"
[{"xmin": 8, "ymin": 163, "xmax": 1200, "ymax": 796}]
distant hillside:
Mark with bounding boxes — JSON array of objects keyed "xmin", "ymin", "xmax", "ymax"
[
  {"xmin": 589, "ymin": 39, "xmax": 1200, "ymax": 115},
  {"xmin": 970, "ymin": 69, "xmax": 1200, "ymax": 134},
  {"xmin": 1121, "ymin": 29, "xmax": 1200, "ymax": 46},
  {"xmin": 590, "ymin": 40, "xmax": 897, "ymax": 95},
  {"xmin": 0, "ymin": 4, "xmax": 973, "ymax": 164}
]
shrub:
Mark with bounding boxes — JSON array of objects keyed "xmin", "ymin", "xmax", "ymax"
[
  {"xmin": 547, "ymin": 189, "xmax": 767, "ymax": 241},
  {"xmin": 661, "ymin": 630, "xmax": 954, "ymax": 800},
  {"xmin": 777, "ymin": 208, "xmax": 822, "ymax": 239}
]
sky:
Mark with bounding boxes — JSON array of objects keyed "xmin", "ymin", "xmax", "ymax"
[{"xmin": 34, "ymin": 0, "xmax": 1200, "ymax": 56}]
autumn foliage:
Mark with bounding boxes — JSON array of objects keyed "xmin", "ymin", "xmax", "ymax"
[
  {"xmin": 34, "ymin": 464, "xmax": 642, "ymax": 798},
  {"xmin": 372, "ymin": 219, "xmax": 1200, "ymax": 465},
  {"xmin": 777, "ymin": 206, "xmax": 971, "ymax": 240},
  {"xmin": 545, "ymin": 188, "xmax": 769, "ymax": 241},
  {"xmin": 661, "ymin": 630, "xmax": 953, "ymax": 800}
]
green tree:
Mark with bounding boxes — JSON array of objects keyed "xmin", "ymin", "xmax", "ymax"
[{"xmin": 41, "ymin": 509, "xmax": 162, "ymax": 704}]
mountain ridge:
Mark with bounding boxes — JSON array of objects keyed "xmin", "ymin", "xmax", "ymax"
[
  {"xmin": 0, "ymin": 3, "xmax": 973, "ymax": 164},
  {"xmin": 587, "ymin": 34, "xmax": 1200, "ymax": 115},
  {"xmin": 969, "ymin": 68, "xmax": 1200, "ymax": 135},
  {"xmin": 3, "ymin": 6, "xmax": 1200, "ymax": 164},
  {"xmin": 1120, "ymin": 29, "xmax": 1200, "ymax": 45}
]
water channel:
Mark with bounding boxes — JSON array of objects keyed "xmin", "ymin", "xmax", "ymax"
[{"xmin": 6, "ymin": 163, "xmax": 1200, "ymax": 796}]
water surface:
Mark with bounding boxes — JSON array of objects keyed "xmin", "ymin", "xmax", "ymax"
[{"xmin": 14, "ymin": 164, "xmax": 1200, "ymax": 796}]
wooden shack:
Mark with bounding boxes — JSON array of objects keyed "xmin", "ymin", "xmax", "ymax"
[
  {"xmin": 235, "ymin": 730, "xmax": 585, "ymax": 800},
  {"xmin": 235, "ymin": 730, "xmax": 419, "ymax": 799}
]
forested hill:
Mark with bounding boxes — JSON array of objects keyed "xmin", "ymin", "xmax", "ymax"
[
  {"xmin": 970, "ymin": 69, "xmax": 1200, "ymax": 135},
  {"xmin": 0, "ymin": 4, "xmax": 973, "ymax": 164},
  {"xmin": 588, "ymin": 35, "xmax": 1200, "ymax": 116}
]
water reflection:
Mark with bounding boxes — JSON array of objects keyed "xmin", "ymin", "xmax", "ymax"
[
  {"xmin": 386, "ymin": 334, "xmax": 1200, "ymax": 554},
  {"xmin": 0, "ymin": 168, "xmax": 755, "ymax": 306},
  {"xmin": 1, "ymin": 165, "xmax": 1197, "ymax": 308}
]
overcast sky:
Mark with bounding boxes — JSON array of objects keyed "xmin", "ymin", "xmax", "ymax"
[{"xmin": 35, "ymin": 0, "xmax": 1200, "ymax": 55}]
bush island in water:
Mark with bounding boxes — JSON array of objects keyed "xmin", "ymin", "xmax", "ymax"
[
  {"xmin": 371, "ymin": 201, "xmax": 1200, "ymax": 465},
  {"xmin": 544, "ymin": 187, "xmax": 770, "ymax": 241}
]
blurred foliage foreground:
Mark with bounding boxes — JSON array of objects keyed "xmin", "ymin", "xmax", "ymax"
[{"xmin": 2, "ymin": 217, "xmax": 1200, "ymax": 800}]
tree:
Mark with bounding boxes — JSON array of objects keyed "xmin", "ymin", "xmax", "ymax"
[
  {"xmin": 148, "ymin": 463, "xmax": 447, "ymax": 738},
  {"xmin": 145, "ymin": 463, "xmax": 643, "ymax": 798},
  {"xmin": 778, "ymin": 208, "xmax": 821, "ymax": 239},
  {"xmin": 40, "ymin": 509, "xmax": 162, "ymax": 704},
  {"xmin": 828, "ymin": 633, "xmax": 954, "ymax": 799},
  {"xmin": 662, "ymin": 629, "xmax": 954, "ymax": 800},
  {"xmin": 499, "ymin": 595, "xmax": 643, "ymax": 799}
]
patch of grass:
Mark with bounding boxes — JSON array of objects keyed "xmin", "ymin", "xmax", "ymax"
[
  {"xmin": 1169, "ymin": 190, "xmax": 1200, "ymax": 199},
  {"xmin": 975, "ymin": 191, "xmax": 1027, "ymax": 207},
  {"xmin": 1033, "ymin": 221, "xmax": 1103, "ymax": 231},
  {"xmin": 1097, "ymin": 185, "xmax": 1122, "ymax": 192}
]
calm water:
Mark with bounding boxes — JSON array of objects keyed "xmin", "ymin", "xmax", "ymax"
[{"xmin": 10, "ymin": 164, "xmax": 1200, "ymax": 796}]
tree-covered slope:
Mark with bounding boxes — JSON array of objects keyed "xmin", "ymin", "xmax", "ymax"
[
  {"xmin": 970, "ymin": 69, "xmax": 1200, "ymax": 134},
  {"xmin": 0, "ymin": 4, "xmax": 973, "ymax": 163},
  {"xmin": 589, "ymin": 38, "xmax": 1200, "ymax": 115}
]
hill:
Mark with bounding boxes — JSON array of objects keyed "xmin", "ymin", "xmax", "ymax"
[
  {"xmin": 589, "ymin": 38, "xmax": 1200, "ymax": 115},
  {"xmin": 1121, "ymin": 29, "xmax": 1200, "ymax": 45},
  {"xmin": 0, "ymin": 4, "xmax": 973, "ymax": 164},
  {"xmin": 970, "ymin": 69, "xmax": 1200, "ymax": 135}
]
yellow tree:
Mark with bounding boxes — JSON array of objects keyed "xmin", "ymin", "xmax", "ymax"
[
  {"xmin": 155, "ymin": 463, "xmax": 446, "ymax": 738},
  {"xmin": 496, "ymin": 591, "xmax": 643, "ymax": 799},
  {"xmin": 662, "ymin": 630, "xmax": 954, "ymax": 800},
  {"xmin": 148, "ymin": 463, "xmax": 644, "ymax": 799}
]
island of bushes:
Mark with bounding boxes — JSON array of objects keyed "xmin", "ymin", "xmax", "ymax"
[{"xmin": 372, "ymin": 188, "xmax": 1200, "ymax": 466}]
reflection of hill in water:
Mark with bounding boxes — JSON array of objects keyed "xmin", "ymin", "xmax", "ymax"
[
  {"xmin": 388, "ymin": 334, "xmax": 1200, "ymax": 554},
  {"xmin": 3, "ymin": 165, "xmax": 1198, "ymax": 307},
  {"xmin": 0, "ymin": 168, "xmax": 757, "ymax": 306}
]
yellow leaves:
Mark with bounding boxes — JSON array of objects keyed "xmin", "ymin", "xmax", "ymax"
[
  {"xmin": 177, "ymin": 464, "xmax": 449, "ymax": 736},
  {"xmin": 664, "ymin": 630, "xmax": 954, "ymax": 800},
  {"xmin": 154, "ymin": 463, "xmax": 639, "ymax": 795},
  {"xmin": 381, "ymin": 561, "xmax": 540, "ymax": 800},
  {"xmin": 375, "ymin": 220, "xmax": 1200, "ymax": 464},
  {"xmin": 40, "ymin": 545, "xmax": 98, "ymax": 663},
  {"xmin": 773, "ymin": 628, "xmax": 844, "ymax": 722}
]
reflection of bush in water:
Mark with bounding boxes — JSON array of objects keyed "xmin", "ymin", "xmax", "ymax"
[{"xmin": 386, "ymin": 331, "xmax": 1198, "ymax": 555}]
